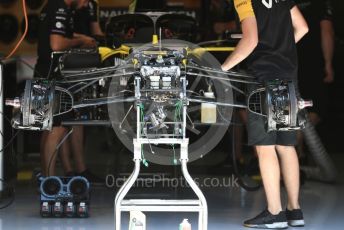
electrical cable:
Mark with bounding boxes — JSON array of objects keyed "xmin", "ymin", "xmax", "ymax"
[
  {"xmin": 47, "ymin": 128, "xmax": 74, "ymax": 177},
  {"xmin": 139, "ymin": 104, "xmax": 148, "ymax": 167},
  {"xmin": 230, "ymin": 112, "xmax": 260, "ymax": 192},
  {"xmin": 171, "ymin": 102, "xmax": 178, "ymax": 165},
  {"xmin": 170, "ymin": 100, "xmax": 182, "ymax": 165},
  {"xmin": 5, "ymin": 0, "xmax": 28, "ymax": 59},
  {"xmin": 176, "ymin": 101, "xmax": 183, "ymax": 160}
]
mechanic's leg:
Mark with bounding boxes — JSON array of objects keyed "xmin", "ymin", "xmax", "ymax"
[
  {"xmin": 256, "ymin": 145, "xmax": 282, "ymax": 214},
  {"xmin": 276, "ymin": 145, "xmax": 301, "ymax": 210},
  {"xmin": 70, "ymin": 126, "xmax": 86, "ymax": 173},
  {"xmin": 42, "ymin": 127, "xmax": 67, "ymax": 176},
  {"xmin": 60, "ymin": 138, "xmax": 74, "ymax": 174}
]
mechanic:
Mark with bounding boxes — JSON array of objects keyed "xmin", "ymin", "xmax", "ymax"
[
  {"xmin": 221, "ymin": 0, "xmax": 308, "ymax": 228},
  {"xmin": 34, "ymin": 0, "xmax": 96, "ymax": 177},
  {"xmin": 59, "ymin": 0, "xmax": 104, "ymax": 184},
  {"xmin": 294, "ymin": 0, "xmax": 335, "ymax": 158},
  {"xmin": 73, "ymin": 0, "xmax": 104, "ymax": 37}
]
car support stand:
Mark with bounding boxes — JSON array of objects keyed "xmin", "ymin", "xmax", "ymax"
[{"xmin": 114, "ymin": 76, "xmax": 208, "ymax": 230}]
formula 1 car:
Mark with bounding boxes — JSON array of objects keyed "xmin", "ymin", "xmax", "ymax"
[{"xmin": 6, "ymin": 13, "xmax": 312, "ymax": 168}]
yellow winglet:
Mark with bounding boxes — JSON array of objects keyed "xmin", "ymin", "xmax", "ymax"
[{"xmin": 152, "ymin": 34, "xmax": 158, "ymax": 45}]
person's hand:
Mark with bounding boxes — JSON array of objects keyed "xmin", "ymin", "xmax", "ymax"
[
  {"xmin": 221, "ymin": 65, "xmax": 228, "ymax": 72},
  {"xmin": 323, "ymin": 62, "xmax": 334, "ymax": 84},
  {"xmin": 80, "ymin": 35, "xmax": 96, "ymax": 48}
]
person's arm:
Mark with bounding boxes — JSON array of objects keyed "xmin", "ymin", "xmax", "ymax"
[
  {"xmin": 89, "ymin": 0, "xmax": 105, "ymax": 37},
  {"xmin": 320, "ymin": 0, "xmax": 335, "ymax": 83},
  {"xmin": 290, "ymin": 6, "xmax": 309, "ymax": 43},
  {"xmin": 50, "ymin": 33, "xmax": 96, "ymax": 51},
  {"xmin": 90, "ymin": 22, "xmax": 105, "ymax": 37},
  {"xmin": 321, "ymin": 20, "xmax": 335, "ymax": 83},
  {"xmin": 50, "ymin": 35, "xmax": 83, "ymax": 51},
  {"xmin": 221, "ymin": 0, "xmax": 258, "ymax": 71},
  {"xmin": 221, "ymin": 17, "xmax": 258, "ymax": 71},
  {"xmin": 49, "ymin": 6, "xmax": 96, "ymax": 51},
  {"xmin": 73, "ymin": 33, "xmax": 93, "ymax": 39}
]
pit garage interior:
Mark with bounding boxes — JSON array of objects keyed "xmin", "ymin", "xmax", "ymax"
[{"xmin": 1, "ymin": 0, "xmax": 344, "ymax": 229}]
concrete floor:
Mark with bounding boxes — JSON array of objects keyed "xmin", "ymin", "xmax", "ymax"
[{"xmin": 1, "ymin": 177, "xmax": 344, "ymax": 230}]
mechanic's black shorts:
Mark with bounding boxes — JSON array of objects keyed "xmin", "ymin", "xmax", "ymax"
[
  {"xmin": 53, "ymin": 111, "xmax": 74, "ymax": 127},
  {"xmin": 34, "ymin": 64, "xmax": 76, "ymax": 127},
  {"xmin": 247, "ymin": 110, "xmax": 297, "ymax": 146},
  {"xmin": 246, "ymin": 74, "xmax": 298, "ymax": 146}
]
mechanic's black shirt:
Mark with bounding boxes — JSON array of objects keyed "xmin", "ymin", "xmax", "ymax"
[
  {"xmin": 74, "ymin": 0, "xmax": 99, "ymax": 36},
  {"xmin": 234, "ymin": 0, "xmax": 297, "ymax": 81},
  {"xmin": 35, "ymin": 0, "xmax": 74, "ymax": 78},
  {"xmin": 294, "ymin": 0, "xmax": 333, "ymax": 67}
]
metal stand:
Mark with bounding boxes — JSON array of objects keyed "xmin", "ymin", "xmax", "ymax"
[
  {"xmin": 114, "ymin": 139, "xmax": 208, "ymax": 230},
  {"xmin": 114, "ymin": 76, "xmax": 208, "ymax": 229}
]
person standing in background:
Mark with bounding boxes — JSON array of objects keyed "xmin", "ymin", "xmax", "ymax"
[
  {"xmin": 35, "ymin": 0, "xmax": 96, "ymax": 177},
  {"xmin": 59, "ymin": 0, "xmax": 104, "ymax": 184},
  {"xmin": 221, "ymin": 0, "xmax": 308, "ymax": 228},
  {"xmin": 73, "ymin": 0, "xmax": 104, "ymax": 37},
  {"xmin": 294, "ymin": 0, "xmax": 335, "ymax": 158}
]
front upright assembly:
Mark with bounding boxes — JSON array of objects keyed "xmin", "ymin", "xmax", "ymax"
[
  {"xmin": 248, "ymin": 79, "xmax": 313, "ymax": 132},
  {"xmin": 6, "ymin": 79, "xmax": 73, "ymax": 131}
]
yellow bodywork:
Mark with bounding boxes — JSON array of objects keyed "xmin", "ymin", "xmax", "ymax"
[
  {"xmin": 98, "ymin": 44, "xmax": 235, "ymax": 63},
  {"xmin": 98, "ymin": 45, "xmax": 131, "ymax": 62},
  {"xmin": 152, "ymin": 35, "xmax": 159, "ymax": 45},
  {"xmin": 187, "ymin": 47, "xmax": 235, "ymax": 60}
]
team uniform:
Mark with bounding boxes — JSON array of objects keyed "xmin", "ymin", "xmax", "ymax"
[
  {"xmin": 74, "ymin": 0, "xmax": 99, "ymax": 36},
  {"xmin": 35, "ymin": 0, "xmax": 75, "ymax": 125},
  {"xmin": 295, "ymin": 0, "xmax": 333, "ymax": 118},
  {"xmin": 234, "ymin": 0, "xmax": 298, "ymax": 146},
  {"xmin": 35, "ymin": 0, "xmax": 74, "ymax": 78}
]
